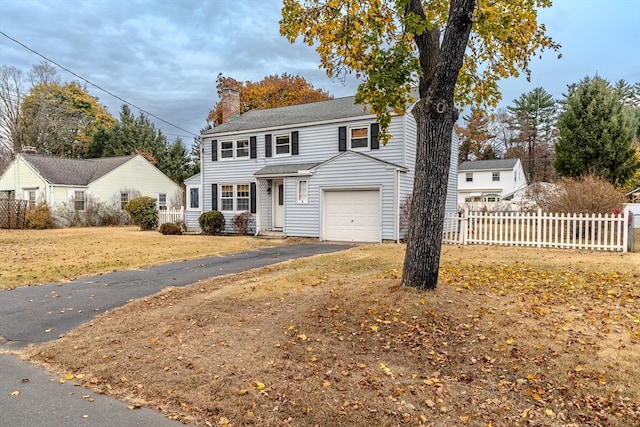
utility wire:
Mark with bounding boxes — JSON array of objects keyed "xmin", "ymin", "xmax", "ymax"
[{"xmin": 0, "ymin": 30, "xmax": 198, "ymax": 137}]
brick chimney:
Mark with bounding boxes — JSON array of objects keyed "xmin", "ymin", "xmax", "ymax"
[{"xmin": 220, "ymin": 87, "xmax": 240, "ymax": 124}]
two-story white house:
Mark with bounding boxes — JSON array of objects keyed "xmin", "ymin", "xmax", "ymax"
[
  {"xmin": 457, "ymin": 158, "xmax": 527, "ymax": 206},
  {"xmin": 185, "ymin": 93, "xmax": 459, "ymax": 242}
]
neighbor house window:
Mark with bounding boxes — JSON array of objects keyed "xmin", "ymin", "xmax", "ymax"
[
  {"xmin": 275, "ymin": 134, "xmax": 291, "ymax": 156},
  {"xmin": 158, "ymin": 193, "xmax": 167, "ymax": 210},
  {"xmin": 74, "ymin": 190, "xmax": 85, "ymax": 211},
  {"xmin": 188, "ymin": 187, "xmax": 200, "ymax": 210},
  {"xmin": 221, "ymin": 185, "xmax": 234, "ymax": 211},
  {"xmin": 350, "ymin": 126, "xmax": 369, "ymax": 149},
  {"xmin": 492, "ymin": 172, "xmax": 500, "ymax": 182},
  {"xmin": 236, "ymin": 184, "xmax": 250, "ymax": 211},
  {"xmin": 466, "ymin": 172, "xmax": 473, "ymax": 182},
  {"xmin": 120, "ymin": 192, "xmax": 129, "ymax": 210},
  {"xmin": 28, "ymin": 190, "xmax": 37, "ymax": 210},
  {"xmin": 297, "ymin": 180, "xmax": 308, "ymax": 204}
]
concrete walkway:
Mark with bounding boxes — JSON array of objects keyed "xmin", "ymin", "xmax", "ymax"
[{"xmin": 0, "ymin": 243, "xmax": 351, "ymax": 426}]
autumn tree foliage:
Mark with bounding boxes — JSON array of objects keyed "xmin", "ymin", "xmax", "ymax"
[
  {"xmin": 455, "ymin": 109, "xmax": 497, "ymax": 163},
  {"xmin": 281, "ymin": 0, "xmax": 559, "ymax": 290},
  {"xmin": 207, "ymin": 73, "xmax": 332, "ymax": 125},
  {"xmin": 19, "ymin": 81, "xmax": 116, "ymax": 158}
]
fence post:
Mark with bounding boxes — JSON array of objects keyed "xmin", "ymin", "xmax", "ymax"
[
  {"xmin": 537, "ymin": 208, "xmax": 542, "ymax": 248},
  {"xmin": 462, "ymin": 208, "xmax": 469, "ymax": 245},
  {"xmin": 623, "ymin": 210, "xmax": 630, "ymax": 253}
]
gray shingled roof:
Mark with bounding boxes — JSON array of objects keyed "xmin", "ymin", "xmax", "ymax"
[
  {"xmin": 254, "ymin": 162, "xmax": 322, "ymax": 177},
  {"xmin": 459, "ymin": 159, "xmax": 519, "ymax": 172},
  {"xmin": 22, "ymin": 154, "xmax": 136, "ymax": 185},
  {"xmin": 203, "ymin": 96, "xmax": 373, "ymax": 135}
]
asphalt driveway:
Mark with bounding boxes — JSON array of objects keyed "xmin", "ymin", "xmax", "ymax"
[{"xmin": 0, "ymin": 242, "xmax": 351, "ymax": 426}]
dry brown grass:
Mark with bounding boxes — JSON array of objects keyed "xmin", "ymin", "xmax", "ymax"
[
  {"xmin": 0, "ymin": 226, "xmax": 291, "ymax": 289},
  {"xmin": 25, "ymin": 245, "xmax": 640, "ymax": 426}
]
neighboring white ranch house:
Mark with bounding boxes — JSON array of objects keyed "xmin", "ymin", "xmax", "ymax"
[
  {"xmin": 185, "ymin": 92, "xmax": 459, "ymax": 243},
  {"xmin": 457, "ymin": 158, "xmax": 527, "ymax": 206},
  {"xmin": 0, "ymin": 153, "xmax": 182, "ymax": 223}
]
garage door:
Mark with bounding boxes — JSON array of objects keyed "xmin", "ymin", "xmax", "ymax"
[{"xmin": 323, "ymin": 190, "xmax": 381, "ymax": 242}]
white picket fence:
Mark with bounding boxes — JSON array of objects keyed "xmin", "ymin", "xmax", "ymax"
[
  {"xmin": 442, "ymin": 208, "xmax": 632, "ymax": 252},
  {"xmin": 158, "ymin": 207, "xmax": 185, "ymax": 226}
]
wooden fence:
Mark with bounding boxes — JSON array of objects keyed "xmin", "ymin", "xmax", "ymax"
[
  {"xmin": 158, "ymin": 207, "xmax": 185, "ymax": 226},
  {"xmin": 0, "ymin": 199, "xmax": 28, "ymax": 229},
  {"xmin": 442, "ymin": 208, "xmax": 632, "ymax": 252}
]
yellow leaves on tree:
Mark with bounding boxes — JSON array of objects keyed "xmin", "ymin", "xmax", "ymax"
[{"xmin": 207, "ymin": 73, "xmax": 332, "ymax": 125}]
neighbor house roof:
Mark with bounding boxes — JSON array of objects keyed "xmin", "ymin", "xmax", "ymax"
[
  {"xmin": 458, "ymin": 158, "xmax": 519, "ymax": 172},
  {"xmin": 21, "ymin": 154, "xmax": 136, "ymax": 186},
  {"xmin": 203, "ymin": 96, "xmax": 375, "ymax": 136}
]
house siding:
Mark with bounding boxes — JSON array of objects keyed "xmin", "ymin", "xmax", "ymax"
[{"xmin": 0, "ymin": 158, "xmax": 47, "ymax": 202}]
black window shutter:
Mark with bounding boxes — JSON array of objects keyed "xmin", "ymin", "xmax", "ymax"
[
  {"xmin": 338, "ymin": 126, "xmax": 347, "ymax": 152},
  {"xmin": 250, "ymin": 136, "xmax": 257, "ymax": 159},
  {"xmin": 291, "ymin": 131, "xmax": 299, "ymax": 155},
  {"xmin": 211, "ymin": 184, "xmax": 218, "ymax": 211},
  {"xmin": 265, "ymin": 134, "xmax": 272, "ymax": 157},
  {"xmin": 212, "ymin": 140, "xmax": 218, "ymax": 161},
  {"xmin": 250, "ymin": 182, "xmax": 256, "ymax": 213},
  {"xmin": 371, "ymin": 123, "xmax": 380, "ymax": 149}
]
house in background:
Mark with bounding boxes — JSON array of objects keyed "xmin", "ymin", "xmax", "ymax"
[
  {"xmin": 0, "ymin": 153, "xmax": 182, "ymax": 224},
  {"xmin": 457, "ymin": 158, "xmax": 527, "ymax": 206},
  {"xmin": 185, "ymin": 91, "xmax": 459, "ymax": 242}
]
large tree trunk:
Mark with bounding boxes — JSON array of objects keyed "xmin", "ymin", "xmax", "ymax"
[{"xmin": 401, "ymin": 0, "xmax": 474, "ymax": 290}]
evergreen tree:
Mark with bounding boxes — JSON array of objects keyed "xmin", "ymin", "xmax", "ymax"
[{"xmin": 555, "ymin": 76, "xmax": 639, "ymax": 185}]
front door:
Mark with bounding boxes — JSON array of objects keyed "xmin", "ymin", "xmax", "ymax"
[{"xmin": 273, "ymin": 180, "xmax": 284, "ymax": 229}]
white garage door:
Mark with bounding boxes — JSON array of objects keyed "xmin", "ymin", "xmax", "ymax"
[{"xmin": 323, "ymin": 190, "xmax": 381, "ymax": 242}]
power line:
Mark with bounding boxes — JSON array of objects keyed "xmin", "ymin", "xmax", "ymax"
[{"xmin": 0, "ymin": 30, "xmax": 198, "ymax": 137}]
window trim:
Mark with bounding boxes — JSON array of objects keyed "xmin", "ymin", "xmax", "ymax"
[
  {"xmin": 219, "ymin": 139, "xmax": 251, "ymax": 160},
  {"xmin": 492, "ymin": 172, "xmax": 500, "ymax": 182},
  {"xmin": 349, "ymin": 126, "xmax": 369, "ymax": 150},
  {"xmin": 120, "ymin": 192, "xmax": 129, "ymax": 210},
  {"xmin": 297, "ymin": 179, "xmax": 308, "ymax": 204},
  {"xmin": 465, "ymin": 172, "xmax": 473, "ymax": 182},
  {"xmin": 74, "ymin": 190, "xmax": 86, "ymax": 212},
  {"xmin": 219, "ymin": 183, "xmax": 252, "ymax": 212},
  {"xmin": 220, "ymin": 184, "xmax": 234, "ymax": 212},
  {"xmin": 274, "ymin": 134, "xmax": 291, "ymax": 157},
  {"xmin": 158, "ymin": 193, "xmax": 167, "ymax": 211}
]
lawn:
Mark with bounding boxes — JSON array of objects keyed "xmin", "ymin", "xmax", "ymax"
[
  {"xmin": 23, "ymin": 243, "xmax": 640, "ymax": 426},
  {"xmin": 0, "ymin": 226, "xmax": 292, "ymax": 289}
]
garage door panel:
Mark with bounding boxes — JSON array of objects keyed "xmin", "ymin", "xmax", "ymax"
[{"xmin": 323, "ymin": 190, "xmax": 380, "ymax": 242}]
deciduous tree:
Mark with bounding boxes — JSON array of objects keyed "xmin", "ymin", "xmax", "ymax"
[
  {"xmin": 281, "ymin": 0, "xmax": 559, "ymax": 290},
  {"xmin": 207, "ymin": 73, "xmax": 332, "ymax": 125},
  {"xmin": 555, "ymin": 76, "xmax": 639, "ymax": 186}
]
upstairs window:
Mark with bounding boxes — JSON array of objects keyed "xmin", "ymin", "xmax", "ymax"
[
  {"xmin": 466, "ymin": 172, "xmax": 473, "ymax": 182},
  {"xmin": 350, "ymin": 126, "xmax": 369, "ymax": 150},
  {"xmin": 275, "ymin": 135, "xmax": 291, "ymax": 156},
  {"xmin": 236, "ymin": 139, "xmax": 249, "ymax": 158},
  {"xmin": 492, "ymin": 172, "xmax": 500, "ymax": 182},
  {"xmin": 220, "ymin": 141, "xmax": 234, "ymax": 159}
]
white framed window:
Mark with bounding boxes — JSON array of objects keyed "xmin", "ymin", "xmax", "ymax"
[
  {"xmin": 236, "ymin": 184, "xmax": 250, "ymax": 211},
  {"xmin": 187, "ymin": 186, "xmax": 200, "ymax": 210},
  {"xmin": 349, "ymin": 126, "xmax": 369, "ymax": 150},
  {"xmin": 236, "ymin": 139, "xmax": 249, "ymax": 158},
  {"xmin": 492, "ymin": 172, "xmax": 500, "ymax": 182},
  {"xmin": 120, "ymin": 192, "xmax": 129, "ymax": 210},
  {"xmin": 466, "ymin": 172, "xmax": 473, "ymax": 182},
  {"xmin": 275, "ymin": 134, "xmax": 291, "ymax": 156},
  {"xmin": 74, "ymin": 190, "xmax": 86, "ymax": 211},
  {"xmin": 27, "ymin": 189, "xmax": 37, "ymax": 210},
  {"xmin": 297, "ymin": 179, "xmax": 308, "ymax": 204},
  {"xmin": 158, "ymin": 193, "xmax": 167, "ymax": 210},
  {"xmin": 220, "ymin": 185, "xmax": 234, "ymax": 211},
  {"xmin": 220, "ymin": 140, "xmax": 234, "ymax": 159}
]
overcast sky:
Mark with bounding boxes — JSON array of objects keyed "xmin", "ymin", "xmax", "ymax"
[{"xmin": 1, "ymin": 0, "xmax": 639, "ymax": 146}]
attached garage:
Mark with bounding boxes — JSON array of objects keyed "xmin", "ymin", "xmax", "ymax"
[{"xmin": 323, "ymin": 189, "xmax": 381, "ymax": 242}]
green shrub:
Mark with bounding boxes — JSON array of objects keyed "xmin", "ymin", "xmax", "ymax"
[
  {"xmin": 199, "ymin": 211, "xmax": 225, "ymax": 235},
  {"xmin": 231, "ymin": 211, "xmax": 253, "ymax": 235},
  {"xmin": 124, "ymin": 196, "xmax": 158, "ymax": 231},
  {"xmin": 159, "ymin": 222, "xmax": 183, "ymax": 235},
  {"xmin": 25, "ymin": 202, "xmax": 56, "ymax": 229}
]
